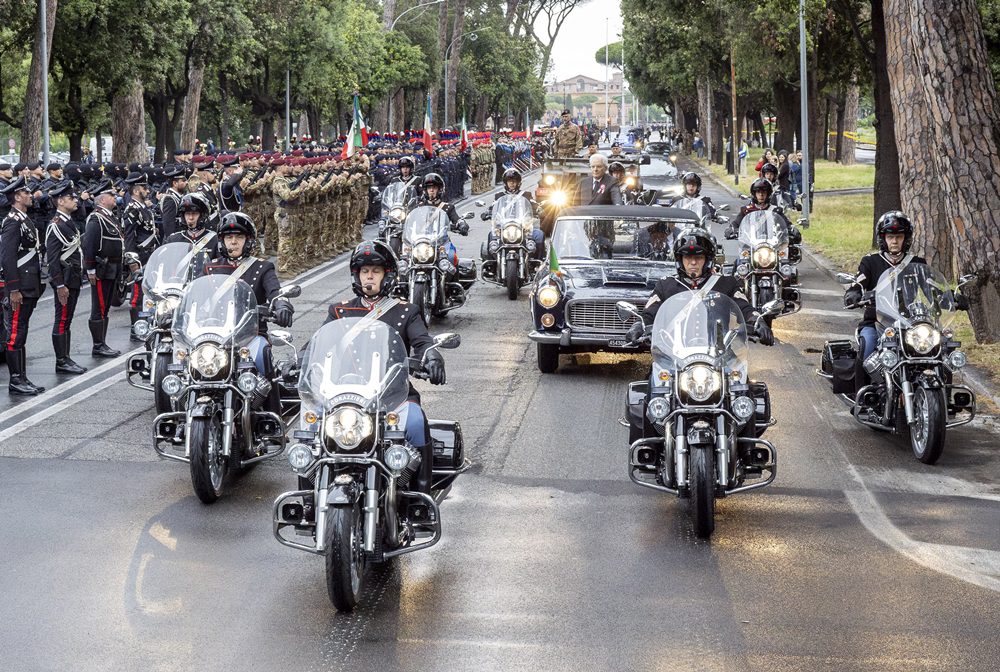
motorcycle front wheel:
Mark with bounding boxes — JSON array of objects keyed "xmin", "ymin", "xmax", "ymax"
[
  {"xmin": 689, "ymin": 447, "xmax": 716, "ymax": 539},
  {"xmin": 189, "ymin": 415, "xmax": 227, "ymax": 504},
  {"xmin": 153, "ymin": 352, "xmax": 173, "ymax": 414},
  {"xmin": 326, "ymin": 501, "xmax": 367, "ymax": 612},
  {"xmin": 910, "ymin": 386, "xmax": 946, "ymax": 465},
  {"xmin": 412, "ymin": 281, "xmax": 432, "ymax": 325},
  {"xmin": 505, "ymin": 257, "xmax": 519, "ymax": 300}
]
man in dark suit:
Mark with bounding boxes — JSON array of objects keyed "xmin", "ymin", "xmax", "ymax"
[{"xmin": 580, "ymin": 154, "xmax": 622, "ymax": 206}]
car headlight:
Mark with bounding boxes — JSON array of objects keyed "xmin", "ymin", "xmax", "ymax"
[
  {"xmin": 191, "ymin": 343, "xmax": 228, "ymax": 378},
  {"xmin": 324, "ymin": 406, "xmax": 373, "ymax": 450},
  {"xmin": 752, "ymin": 246, "xmax": 777, "ymax": 269},
  {"xmin": 679, "ymin": 364, "xmax": 722, "ymax": 403},
  {"xmin": 412, "ymin": 242, "xmax": 434, "ymax": 263},
  {"xmin": 537, "ymin": 285, "xmax": 561, "ymax": 308},
  {"xmin": 646, "ymin": 396, "xmax": 670, "ymax": 423},
  {"xmin": 502, "ymin": 225, "xmax": 523, "ymax": 243},
  {"xmin": 287, "ymin": 443, "xmax": 315, "ymax": 472},
  {"xmin": 904, "ymin": 323, "xmax": 941, "ymax": 355},
  {"xmin": 389, "ymin": 207, "xmax": 405, "ymax": 220},
  {"xmin": 544, "ymin": 174, "xmax": 556, "ymax": 185},
  {"xmin": 548, "ymin": 190, "xmax": 567, "ymax": 207},
  {"xmin": 731, "ymin": 395, "xmax": 756, "ymax": 421}
]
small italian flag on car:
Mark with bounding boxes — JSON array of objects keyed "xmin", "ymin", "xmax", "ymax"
[{"xmin": 548, "ymin": 244, "xmax": 561, "ymax": 277}]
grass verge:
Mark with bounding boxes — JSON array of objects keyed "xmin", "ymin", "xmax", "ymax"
[{"xmin": 692, "ymin": 156, "xmax": 874, "ymax": 191}]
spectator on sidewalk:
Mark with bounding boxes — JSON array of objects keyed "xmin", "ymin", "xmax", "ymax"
[
  {"xmin": 790, "ymin": 152, "xmax": 802, "ymax": 198},
  {"xmin": 693, "ymin": 132, "xmax": 705, "ymax": 158},
  {"xmin": 776, "ymin": 149, "xmax": 791, "ymax": 192},
  {"xmin": 754, "ymin": 149, "xmax": 775, "ymax": 175}
]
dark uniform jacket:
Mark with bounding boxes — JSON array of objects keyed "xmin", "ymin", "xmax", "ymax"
[
  {"xmin": 82, "ymin": 205, "xmax": 125, "ymax": 279},
  {"xmin": 417, "ymin": 196, "xmax": 460, "ymax": 228},
  {"xmin": 854, "ymin": 252, "xmax": 927, "ymax": 326},
  {"xmin": 217, "ymin": 172, "xmax": 243, "ymax": 213},
  {"xmin": 46, "ymin": 210, "xmax": 84, "ymax": 289},
  {"xmin": 204, "ymin": 256, "xmax": 284, "ymax": 334},
  {"xmin": 166, "ymin": 227, "xmax": 219, "ymax": 260},
  {"xmin": 159, "ymin": 189, "xmax": 183, "ymax": 239},
  {"xmin": 642, "ymin": 273, "xmax": 758, "ymax": 326},
  {"xmin": 0, "ymin": 177, "xmax": 10, "ymax": 219},
  {"xmin": 0, "ymin": 207, "xmax": 43, "ymax": 297},
  {"xmin": 732, "ymin": 202, "xmax": 792, "ymax": 231},
  {"xmin": 122, "ymin": 199, "xmax": 159, "ymax": 263}
]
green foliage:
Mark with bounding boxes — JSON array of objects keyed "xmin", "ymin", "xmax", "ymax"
[{"xmin": 595, "ymin": 41, "xmax": 623, "ymax": 69}]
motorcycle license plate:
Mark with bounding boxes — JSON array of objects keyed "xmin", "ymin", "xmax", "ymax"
[{"xmin": 609, "ymin": 339, "xmax": 638, "ymax": 349}]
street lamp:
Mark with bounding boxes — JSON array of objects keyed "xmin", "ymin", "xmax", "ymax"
[
  {"xmin": 443, "ymin": 29, "xmax": 485, "ymax": 128},
  {"xmin": 390, "ymin": 0, "xmax": 443, "ymax": 30}
]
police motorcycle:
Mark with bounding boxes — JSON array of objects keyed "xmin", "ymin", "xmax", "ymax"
[
  {"xmin": 618, "ymin": 295, "xmax": 783, "ymax": 538},
  {"xmin": 731, "ymin": 210, "xmax": 800, "ymax": 321},
  {"xmin": 378, "ymin": 182, "xmax": 417, "ymax": 256},
  {"xmin": 819, "ymin": 264, "xmax": 976, "ymax": 464},
  {"xmin": 151, "ymin": 274, "xmax": 302, "ymax": 504},
  {"xmin": 477, "ymin": 194, "xmax": 541, "ymax": 300},
  {"xmin": 397, "ymin": 205, "xmax": 476, "ymax": 324},
  {"xmin": 272, "ymin": 317, "xmax": 468, "ymax": 612},
  {"xmin": 126, "ymin": 242, "xmax": 206, "ymax": 413}
]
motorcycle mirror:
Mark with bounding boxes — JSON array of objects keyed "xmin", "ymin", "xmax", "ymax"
[
  {"xmin": 616, "ymin": 300, "xmax": 642, "ymax": 322},
  {"xmin": 958, "ymin": 274, "xmax": 975, "ymax": 286},
  {"xmin": 641, "ymin": 154, "xmax": 651, "ymax": 165},
  {"xmin": 279, "ymin": 284, "xmax": 302, "ymax": 299},
  {"xmin": 739, "ymin": 194, "xmax": 749, "ymax": 200},
  {"xmin": 463, "ymin": 212, "xmax": 475, "ymax": 220},
  {"xmin": 434, "ymin": 332, "xmax": 461, "ymax": 349},
  {"xmin": 474, "ymin": 200, "xmax": 486, "ymax": 207},
  {"xmin": 271, "ymin": 329, "xmax": 293, "ymax": 343},
  {"xmin": 761, "ymin": 299, "xmax": 785, "ymax": 316},
  {"xmin": 717, "ymin": 203, "xmax": 730, "ymax": 212},
  {"xmin": 835, "ymin": 272, "xmax": 856, "ymax": 285}
]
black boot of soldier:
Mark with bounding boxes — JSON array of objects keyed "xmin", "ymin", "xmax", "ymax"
[
  {"xmin": 129, "ymin": 308, "xmax": 144, "ymax": 343},
  {"xmin": 90, "ymin": 319, "xmax": 120, "ymax": 358},
  {"xmin": 8, "ymin": 348, "xmax": 44, "ymax": 396},
  {"xmin": 53, "ymin": 334, "xmax": 87, "ymax": 375}
]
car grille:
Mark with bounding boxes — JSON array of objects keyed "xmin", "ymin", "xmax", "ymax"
[{"xmin": 566, "ymin": 299, "xmax": 638, "ymax": 333}]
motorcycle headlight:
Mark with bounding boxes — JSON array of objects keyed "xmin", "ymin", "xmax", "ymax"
[
  {"xmin": 161, "ymin": 374, "xmax": 182, "ymax": 396},
  {"xmin": 879, "ymin": 349, "xmax": 899, "ymax": 369},
  {"xmin": 191, "ymin": 343, "xmax": 229, "ymax": 378},
  {"xmin": 156, "ymin": 296, "xmax": 180, "ymax": 320},
  {"xmin": 437, "ymin": 256, "xmax": 455, "ymax": 274},
  {"xmin": 948, "ymin": 350, "xmax": 967, "ymax": 370},
  {"xmin": 752, "ymin": 246, "xmax": 777, "ymax": 269},
  {"xmin": 625, "ymin": 176, "xmax": 636, "ymax": 188},
  {"xmin": 731, "ymin": 395, "xmax": 756, "ymax": 421},
  {"xmin": 413, "ymin": 242, "xmax": 434, "ymax": 263},
  {"xmin": 397, "ymin": 258, "xmax": 409, "ymax": 275},
  {"xmin": 389, "ymin": 207, "xmax": 405, "ymax": 220},
  {"xmin": 904, "ymin": 323, "xmax": 941, "ymax": 355},
  {"xmin": 548, "ymin": 190, "xmax": 567, "ymax": 207},
  {"xmin": 502, "ymin": 225, "xmax": 523, "ymax": 243},
  {"xmin": 544, "ymin": 174, "xmax": 556, "ymax": 185},
  {"xmin": 132, "ymin": 320, "xmax": 152, "ymax": 339},
  {"xmin": 679, "ymin": 364, "xmax": 722, "ymax": 403},
  {"xmin": 488, "ymin": 239, "xmax": 500, "ymax": 254},
  {"xmin": 237, "ymin": 371, "xmax": 259, "ymax": 393},
  {"xmin": 526, "ymin": 238, "xmax": 537, "ymax": 252},
  {"xmin": 736, "ymin": 263, "xmax": 750, "ymax": 277},
  {"xmin": 646, "ymin": 396, "xmax": 670, "ymax": 423},
  {"xmin": 324, "ymin": 406, "xmax": 373, "ymax": 450},
  {"xmin": 287, "ymin": 443, "xmax": 315, "ymax": 472},
  {"xmin": 384, "ymin": 444, "xmax": 419, "ymax": 473},
  {"xmin": 780, "ymin": 264, "xmax": 794, "ymax": 278},
  {"xmin": 537, "ymin": 285, "xmax": 561, "ymax": 308}
]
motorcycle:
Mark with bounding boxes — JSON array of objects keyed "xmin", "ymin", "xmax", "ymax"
[
  {"xmin": 151, "ymin": 274, "xmax": 302, "ymax": 503},
  {"xmin": 397, "ymin": 205, "xmax": 477, "ymax": 324},
  {"xmin": 126, "ymin": 243, "xmax": 208, "ymax": 413},
  {"xmin": 818, "ymin": 264, "xmax": 976, "ymax": 464},
  {"xmin": 619, "ymin": 295, "xmax": 782, "ymax": 538},
  {"xmin": 378, "ymin": 182, "xmax": 417, "ymax": 256},
  {"xmin": 273, "ymin": 316, "xmax": 469, "ymax": 611},
  {"xmin": 478, "ymin": 194, "xmax": 542, "ymax": 300},
  {"xmin": 671, "ymin": 197, "xmax": 730, "ymax": 230},
  {"xmin": 730, "ymin": 209, "xmax": 801, "ymax": 322}
]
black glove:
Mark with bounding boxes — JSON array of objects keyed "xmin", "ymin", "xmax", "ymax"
[
  {"xmin": 455, "ymin": 222, "xmax": 469, "ymax": 236},
  {"xmin": 954, "ymin": 291, "xmax": 970, "ymax": 311},
  {"xmin": 755, "ymin": 319, "xmax": 774, "ymax": 346},
  {"xmin": 424, "ymin": 349, "xmax": 446, "ymax": 385},
  {"xmin": 625, "ymin": 321, "xmax": 645, "ymax": 345},
  {"xmin": 480, "ymin": 211, "xmax": 490, "ymax": 221},
  {"xmin": 844, "ymin": 286, "xmax": 863, "ymax": 308},
  {"xmin": 724, "ymin": 227, "xmax": 737, "ymax": 240},
  {"xmin": 273, "ymin": 302, "xmax": 293, "ymax": 328}
]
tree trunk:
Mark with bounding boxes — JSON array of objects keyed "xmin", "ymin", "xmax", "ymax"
[
  {"xmin": 433, "ymin": 0, "xmax": 449, "ymax": 123},
  {"xmin": 111, "ymin": 79, "xmax": 147, "ymax": 163},
  {"xmin": 20, "ymin": 0, "xmax": 57, "ymax": 162},
  {"xmin": 297, "ymin": 110, "xmax": 309, "ymax": 139},
  {"xmin": 219, "ymin": 72, "xmax": 230, "ymax": 149},
  {"xmin": 871, "ymin": 0, "xmax": 902, "ymax": 233},
  {"xmin": 711, "ymin": 91, "xmax": 726, "ymax": 164},
  {"xmin": 696, "ymin": 76, "xmax": 710, "ymax": 139},
  {"xmin": 150, "ymin": 94, "xmax": 167, "ymax": 163},
  {"xmin": 262, "ymin": 116, "xmax": 274, "ymax": 150},
  {"xmin": 841, "ymin": 78, "xmax": 859, "ymax": 165},
  {"xmin": 834, "ymin": 91, "xmax": 846, "ymax": 162},
  {"xmin": 179, "ymin": 60, "xmax": 206, "ymax": 154},
  {"xmin": 445, "ymin": 0, "xmax": 468, "ymax": 128},
  {"xmin": 884, "ymin": 0, "xmax": 1000, "ymax": 341},
  {"xmin": 772, "ymin": 80, "xmax": 798, "ymax": 152},
  {"xmin": 391, "ymin": 87, "xmax": 405, "ymax": 132}
]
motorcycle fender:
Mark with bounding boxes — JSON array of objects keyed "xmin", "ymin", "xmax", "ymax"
[
  {"xmin": 155, "ymin": 338, "xmax": 173, "ymax": 354},
  {"xmin": 188, "ymin": 401, "xmax": 216, "ymax": 420},
  {"xmin": 917, "ymin": 372, "xmax": 944, "ymax": 390},
  {"xmin": 327, "ymin": 483, "xmax": 362, "ymax": 506},
  {"xmin": 686, "ymin": 427, "xmax": 716, "ymax": 446}
]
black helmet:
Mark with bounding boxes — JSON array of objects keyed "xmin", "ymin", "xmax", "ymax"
[
  {"xmin": 218, "ymin": 211, "xmax": 257, "ymax": 258},
  {"xmin": 672, "ymin": 227, "xmax": 717, "ymax": 278},
  {"xmin": 179, "ymin": 192, "xmax": 210, "ymax": 228},
  {"xmin": 876, "ymin": 211, "xmax": 914, "ymax": 254},
  {"xmin": 681, "ymin": 171, "xmax": 702, "ymax": 193},
  {"xmin": 609, "ymin": 161, "xmax": 625, "ymax": 176},
  {"xmin": 422, "ymin": 172, "xmax": 444, "ymax": 190},
  {"xmin": 399, "ymin": 156, "xmax": 414, "ymax": 171},
  {"xmin": 349, "ymin": 240, "xmax": 398, "ymax": 299},
  {"xmin": 502, "ymin": 168, "xmax": 521, "ymax": 191},
  {"xmin": 760, "ymin": 162, "xmax": 777, "ymax": 177},
  {"xmin": 750, "ymin": 178, "xmax": 773, "ymax": 201}
]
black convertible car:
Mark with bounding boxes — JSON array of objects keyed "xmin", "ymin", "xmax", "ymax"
[{"xmin": 528, "ymin": 206, "xmax": 702, "ymax": 373}]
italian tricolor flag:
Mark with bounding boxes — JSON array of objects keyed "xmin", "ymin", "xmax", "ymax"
[
  {"xmin": 423, "ymin": 94, "xmax": 434, "ymax": 155},
  {"xmin": 341, "ymin": 94, "xmax": 368, "ymax": 160},
  {"xmin": 460, "ymin": 115, "xmax": 469, "ymax": 152}
]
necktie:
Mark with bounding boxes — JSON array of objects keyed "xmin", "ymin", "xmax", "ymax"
[{"xmin": 593, "ymin": 179, "xmax": 598, "ymax": 193}]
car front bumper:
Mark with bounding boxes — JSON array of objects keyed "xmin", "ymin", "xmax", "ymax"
[{"xmin": 528, "ymin": 328, "xmax": 646, "ymax": 351}]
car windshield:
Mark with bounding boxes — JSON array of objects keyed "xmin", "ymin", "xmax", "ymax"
[
  {"xmin": 141, "ymin": 242, "xmax": 198, "ymax": 299},
  {"xmin": 651, "ymin": 290, "xmax": 749, "ymax": 381},
  {"xmin": 493, "ymin": 194, "xmax": 534, "ymax": 231},
  {"xmin": 551, "ymin": 217, "xmax": 678, "ymax": 261},
  {"xmin": 172, "ymin": 274, "xmax": 259, "ymax": 348},
  {"xmin": 874, "ymin": 262, "xmax": 959, "ymax": 330},
  {"xmin": 738, "ymin": 209, "xmax": 789, "ymax": 248},
  {"xmin": 404, "ymin": 205, "xmax": 450, "ymax": 245},
  {"xmin": 298, "ymin": 317, "xmax": 409, "ymax": 413}
]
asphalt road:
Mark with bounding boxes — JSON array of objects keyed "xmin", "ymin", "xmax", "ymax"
[{"xmin": 1, "ymin": 167, "xmax": 998, "ymax": 672}]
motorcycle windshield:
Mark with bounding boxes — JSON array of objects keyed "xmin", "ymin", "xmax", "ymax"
[
  {"xmin": 404, "ymin": 206, "xmax": 450, "ymax": 246},
  {"xmin": 492, "ymin": 195, "xmax": 534, "ymax": 232},
  {"xmin": 552, "ymin": 217, "xmax": 674, "ymax": 260},
  {"xmin": 651, "ymin": 291, "xmax": 749, "ymax": 381},
  {"xmin": 738, "ymin": 209, "xmax": 789, "ymax": 249},
  {"xmin": 674, "ymin": 197, "xmax": 712, "ymax": 221},
  {"xmin": 381, "ymin": 183, "xmax": 414, "ymax": 212},
  {"xmin": 298, "ymin": 317, "xmax": 410, "ymax": 413},
  {"xmin": 141, "ymin": 242, "xmax": 198, "ymax": 298},
  {"xmin": 874, "ymin": 262, "xmax": 958, "ymax": 330},
  {"xmin": 172, "ymin": 274, "xmax": 259, "ymax": 348}
]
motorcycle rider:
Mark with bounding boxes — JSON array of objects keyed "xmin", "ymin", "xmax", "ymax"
[
  {"xmin": 627, "ymin": 227, "xmax": 774, "ymax": 347},
  {"xmin": 726, "ymin": 178, "xmax": 801, "ymax": 246},
  {"xmin": 760, "ymin": 162, "xmax": 778, "ymax": 186},
  {"xmin": 480, "ymin": 168, "xmax": 545, "ymax": 266},
  {"xmin": 324, "ymin": 240, "xmax": 446, "ymax": 495},
  {"xmin": 392, "ymin": 156, "xmax": 422, "ymax": 197},
  {"xmin": 166, "ymin": 192, "xmax": 218, "ymax": 266},
  {"xmin": 417, "ymin": 172, "xmax": 468, "ymax": 239},
  {"xmin": 662, "ymin": 172, "xmax": 717, "ymax": 218}
]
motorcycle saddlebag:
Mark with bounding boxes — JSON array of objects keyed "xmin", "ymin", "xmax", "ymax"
[
  {"xmin": 429, "ymin": 419, "xmax": 464, "ymax": 471},
  {"xmin": 822, "ymin": 340, "xmax": 857, "ymax": 394},
  {"xmin": 457, "ymin": 259, "xmax": 477, "ymax": 283},
  {"xmin": 627, "ymin": 381, "xmax": 649, "ymax": 431},
  {"xmin": 748, "ymin": 380, "xmax": 771, "ymax": 437}
]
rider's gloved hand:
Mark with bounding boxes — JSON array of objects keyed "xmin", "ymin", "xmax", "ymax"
[
  {"xmin": 951, "ymin": 291, "xmax": 970, "ymax": 311},
  {"xmin": 755, "ymin": 319, "xmax": 774, "ymax": 346},
  {"xmin": 480, "ymin": 211, "xmax": 490, "ymax": 221},
  {"xmin": 626, "ymin": 321, "xmax": 645, "ymax": 345},
  {"xmin": 843, "ymin": 286, "xmax": 863, "ymax": 308},
  {"xmin": 424, "ymin": 349, "xmax": 446, "ymax": 385},
  {"xmin": 457, "ymin": 222, "xmax": 470, "ymax": 236},
  {"xmin": 724, "ymin": 227, "xmax": 737, "ymax": 240},
  {"xmin": 273, "ymin": 302, "xmax": 294, "ymax": 328}
]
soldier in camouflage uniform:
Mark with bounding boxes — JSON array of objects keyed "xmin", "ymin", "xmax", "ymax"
[
  {"xmin": 554, "ymin": 109, "xmax": 583, "ymax": 159},
  {"xmin": 270, "ymin": 159, "xmax": 308, "ymax": 274}
]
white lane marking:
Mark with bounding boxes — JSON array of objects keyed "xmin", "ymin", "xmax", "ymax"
[
  {"xmin": 0, "ymin": 371, "xmax": 125, "ymax": 443},
  {"xmin": 844, "ymin": 463, "xmax": 1000, "ymax": 593},
  {"xmin": 796, "ymin": 307, "xmax": 856, "ymax": 318},
  {"xmin": 853, "ymin": 465, "xmax": 1000, "ymax": 502},
  {"xmin": 796, "ymin": 287, "xmax": 843, "ymax": 297}
]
